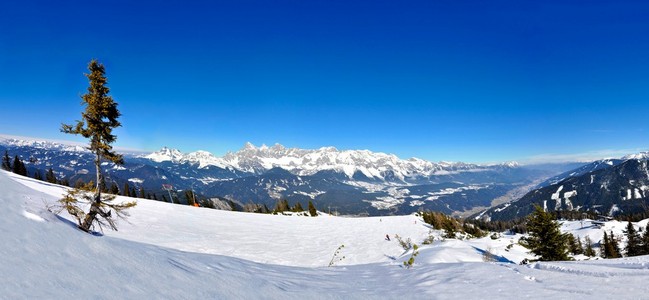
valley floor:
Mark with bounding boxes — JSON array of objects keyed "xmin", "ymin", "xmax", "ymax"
[{"xmin": 2, "ymin": 170, "xmax": 649, "ymax": 299}]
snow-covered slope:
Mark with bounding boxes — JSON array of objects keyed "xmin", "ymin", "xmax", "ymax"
[{"xmin": 3, "ymin": 170, "xmax": 649, "ymax": 298}]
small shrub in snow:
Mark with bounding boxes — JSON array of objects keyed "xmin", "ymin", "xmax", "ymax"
[
  {"xmin": 422, "ymin": 232, "xmax": 434, "ymax": 245},
  {"xmin": 403, "ymin": 244, "xmax": 419, "ymax": 269},
  {"xmin": 328, "ymin": 244, "xmax": 346, "ymax": 267},
  {"xmin": 482, "ymin": 247, "xmax": 497, "ymax": 262},
  {"xmin": 394, "ymin": 234, "xmax": 412, "ymax": 250}
]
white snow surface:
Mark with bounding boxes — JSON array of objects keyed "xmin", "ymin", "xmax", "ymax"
[{"xmin": 3, "ymin": 170, "xmax": 649, "ymax": 299}]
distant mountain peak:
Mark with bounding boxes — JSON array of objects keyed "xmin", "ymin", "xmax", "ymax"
[
  {"xmin": 145, "ymin": 147, "xmax": 184, "ymax": 163},
  {"xmin": 242, "ymin": 142, "xmax": 257, "ymax": 151},
  {"xmin": 622, "ymin": 152, "xmax": 649, "ymax": 161}
]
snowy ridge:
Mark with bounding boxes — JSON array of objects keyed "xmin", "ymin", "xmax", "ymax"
[
  {"xmin": 144, "ymin": 142, "xmax": 519, "ymax": 181},
  {"xmin": 623, "ymin": 151, "xmax": 649, "ymax": 161},
  {"xmin": 0, "ymin": 136, "xmax": 89, "ymax": 153}
]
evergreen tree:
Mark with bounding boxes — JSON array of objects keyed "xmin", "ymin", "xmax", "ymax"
[
  {"xmin": 442, "ymin": 217, "xmax": 458, "ymax": 239},
  {"xmin": 292, "ymin": 202, "xmax": 304, "ymax": 212},
  {"xmin": 58, "ymin": 59, "xmax": 135, "ymax": 232},
  {"xmin": 641, "ymin": 224, "xmax": 649, "ymax": 255},
  {"xmin": 12, "ymin": 155, "xmax": 27, "ymax": 176},
  {"xmin": 610, "ymin": 230, "xmax": 621, "ymax": 258},
  {"xmin": 308, "ymin": 201, "xmax": 317, "ymax": 217},
  {"xmin": 273, "ymin": 199, "xmax": 290, "ymax": 212},
  {"xmin": 576, "ymin": 237, "xmax": 584, "ymax": 255},
  {"xmin": 567, "ymin": 233, "xmax": 583, "ymax": 255},
  {"xmin": 109, "ymin": 182, "xmax": 119, "ymax": 195},
  {"xmin": 519, "ymin": 205, "xmax": 570, "ymax": 261},
  {"xmin": 1, "ymin": 150, "xmax": 11, "ymax": 171},
  {"xmin": 123, "ymin": 182, "xmax": 130, "ymax": 197},
  {"xmin": 584, "ymin": 236, "xmax": 596, "ymax": 257},
  {"xmin": 162, "ymin": 195, "xmax": 168, "ymax": 203},
  {"xmin": 602, "ymin": 231, "xmax": 621, "ymax": 258},
  {"xmin": 227, "ymin": 200, "xmax": 237, "ymax": 211},
  {"xmin": 601, "ymin": 232, "xmax": 609, "ymax": 258},
  {"xmin": 45, "ymin": 168, "xmax": 57, "ymax": 184},
  {"xmin": 139, "ymin": 188, "xmax": 146, "ymax": 199},
  {"xmin": 624, "ymin": 221, "xmax": 643, "ymax": 257},
  {"xmin": 60, "ymin": 177, "xmax": 70, "ymax": 187},
  {"xmin": 184, "ymin": 190, "xmax": 195, "ymax": 206},
  {"xmin": 153, "ymin": 194, "xmax": 158, "ymax": 201},
  {"xmin": 33, "ymin": 169, "xmax": 43, "ymax": 181}
]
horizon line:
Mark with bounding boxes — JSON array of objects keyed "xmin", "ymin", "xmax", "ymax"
[{"xmin": 1, "ymin": 133, "xmax": 643, "ymax": 166}]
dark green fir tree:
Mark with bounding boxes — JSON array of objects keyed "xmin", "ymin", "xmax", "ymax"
[
  {"xmin": 624, "ymin": 221, "xmax": 643, "ymax": 257},
  {"xmin": 308, "ymin": 200, "xmax": 317, "ymax": 217},
  {"xmin": 642, "ymin": 225, "xmax": 649, "ymax": 255},
  {"xmin": 519, "ymin": 205, "xmax": 570, "ymax": 261},
  {"xmin": 33, "ymin": 169, "xmax": 43, "ymax": 181},
  {"xmin": 123, "ymin": 182, "xmax": 131, "ymax": 197},
  {"xmin": 12, "ymin": 155, "xmax": 27, "ymax": 176},
  {"xmin": 292, "ymin": 202, "xmax": 304, "ymax": 212},
  {"xmin": 610, "ymin": 231, "xmax": 621, "ymax": 258},
  {"xmin": 584, "ymin": 236, "xmax": 596, "ymax": 257},
  {"xmin": 1, "ymin": 150, "xmax": 11, "ymax": 171},
  {"xmin": 46, "ymin": 168, "xmax": 57, "ymax": 184},
  {"xmin": 184, "ymin": 190, "xmax": 195, "ymax": 206},
  {"xmin": 109, "ymin": 182, "xmax": 119, "ymax": 195}
]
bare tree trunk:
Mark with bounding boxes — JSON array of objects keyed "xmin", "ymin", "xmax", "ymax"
[
  {"xmin": 79, "ymin": 151, "xmax": 103, "ymax": 232},
  {"xmin": 95, "ymin": 150, "xmax": 101, "ymax": 203},
  {"xmin": 79, "ymin": 204, "xmax": 99, "ymax": 232}
]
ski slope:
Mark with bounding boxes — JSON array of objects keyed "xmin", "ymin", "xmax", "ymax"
[{"xmin": 2, "ymin": 170, "xmax": 649, "ymax": 299}]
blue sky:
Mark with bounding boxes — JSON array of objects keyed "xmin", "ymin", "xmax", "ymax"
[{"xmin": 1, "ymin": 1, "xmax": 648, "ymax": 163}]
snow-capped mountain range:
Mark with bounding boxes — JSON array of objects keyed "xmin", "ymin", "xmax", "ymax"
[
  {"xmin": 144, "ymin": 142, "xmax": 519, "ymax": 182},
  {"xmin": 0, "ymin": 135, "xmax": 563, "ymax": 216}
]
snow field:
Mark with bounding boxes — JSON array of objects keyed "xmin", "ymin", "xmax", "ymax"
[{"xmin": 3, "ymin": 170, "xmax": 649, "ymax": 299}]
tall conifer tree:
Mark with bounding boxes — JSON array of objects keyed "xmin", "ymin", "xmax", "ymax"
[
  {"xmin": 58, "ymin": 59, "xmax": 135, "ymax": 232},
  {"xmin": 624, "ymin": 221, "xmax": 642, "ymax": 257}
]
